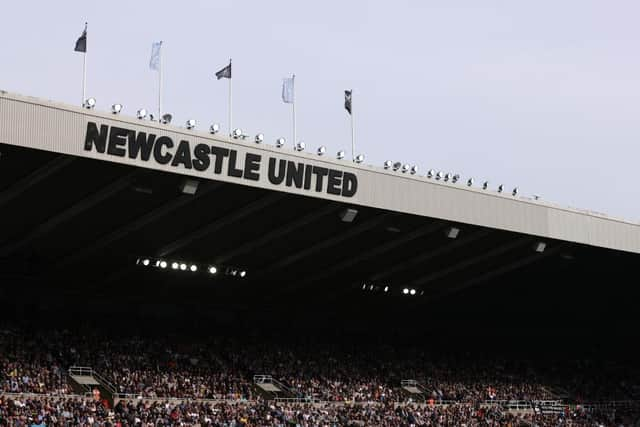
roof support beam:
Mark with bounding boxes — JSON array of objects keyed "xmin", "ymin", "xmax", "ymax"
[
  {"xmin": 0, "ymin": 172, "xmax": 136, "ymax": 257},
  {"xmin": 0, "ymin": 156, "xmax": 74, "ymax": 209}
]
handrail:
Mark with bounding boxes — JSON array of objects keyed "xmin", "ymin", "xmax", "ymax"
[{"xmin": 68, "ymin": 365, "xmax": 117, "ymax": 395}]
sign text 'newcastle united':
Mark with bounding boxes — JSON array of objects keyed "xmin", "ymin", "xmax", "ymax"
[{"xmin": 84, "ymin": 122, "xmax": 357, "ymax": 197}]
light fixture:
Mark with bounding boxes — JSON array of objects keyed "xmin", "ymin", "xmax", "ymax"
[
  {"xmin": 136, "ymin": 109, "xmax": 147, "ymax": 119},
  {"xmin": 534, "ymin": 242, "xmax": 546, "ymax": 253},
  {"xmin": 209, "ymin": 123, "xmax": 220, "ymax": 134},
  {"xmin": 171, "ymin": 262, "xmax": 179, "ymax": 270},
  {"xmin": 446, "ymin": 226, "xmax": 460, "ymax": 239},
  {"xmin": 142, "ymin": 259, "xmax": 150, "ymax": 266},
  {"xmin": 354, "ymin": 154, "xmax": 364, "ymax": 163},
  {"xmin": 467, "ymin": 178, "xmax": 474, "ymax": 186},
  {"xmin": 410, "ymin": 165, "xmax": 418, "ymax": 175},
  {"xmin": 482, "ymin": 181, "xmax": 489, "ymax": 190},
  {"xmin": 111, "ymin": 104, "xmax": 123, "ymax": 114},
  {"xmin": 403, "ymin": 288, "xmax": 409, "ymax": 295},
  {"xmin": 232, "ymin": 128, "xmax": 243, "ymax": 139},
  {"xmin": 369, "ymin": 284, "xmax": 374, "ymax": 291},
  {"xmin": 159, "ymin": 260, "xmax": 167, "ymax": 269},
  {"xmin": 383, "ymin": 160, "xmax": 392, "ymax": 169},
  {"xmin": 362, "ymin": 284, "xmax": 367, "ymax": 290},
  {"xmin": 83, "ymin": 98, "xmax": 96, "ymax": 109},
  {"xmin": 208, "ymin": 266, "xmax": 218, "ymax": 274},
  {"xmin": 190, "ymin": 264, "xmax": 198, "ymax": 272},
  {"xmin": 533, "ymin": 194, "xmax": 541, "ymax": 200},
  {"xmin": 452, "ymin": 174, "xmax": 460, "ymax": 184},
  {"xmin": 427, "ymin": 169, "xmax": 435, "ymax": 178},
  {"xmin": 498, "ymin": 184, "xmax": 504, "ymax": 193},
  {"xmin": 295, "ymin": 141, "xmax": 305, "ymax": 151},
  {"xmin": 383, "ymin": 286, "xmax": 389, "ymax": 292},
  {"xmin": 512, "ymin": 187, "xmax": 518, "ymax": 196},
  {"xmin": 444, "ymin": 173, "xmax": 452, "ymax": 182},
  {"xmin": 239, "ymin": 271, "xmax": 247, "ymax": 278},
  {"xmin": 255, "ymin": 133, "xmax": 264, "ymax": 144},
  {"xmin": 179, "ymin": 263, "xmax": 187, "ymax": 271},
  {"xmin": 436, "ymin": 171, "xmax": 444, "ymax": 180},
  {"xmin": 149, "ymin": 113, "xmax": 155, "ymax": 121},
  {"xmin": 401, "ymin": 164, "xmax": 410, "ymax": 173},
  {"xmin": 337, "ymin": 150, "xmax": 346, "ymax": 159},
  {"xmin": 339, "ymin": 208, "xmax": 358, "ymax": 223},
  {"xmin": 186, "ymin": 119, "xmax": 196, "ymax": 130},
  {"xmin": 410, "ymin": 289, "xmax": 416, "ymax": 296},
  {"xmin": 276, "ymin": 137, "xmax": 285, "ymax": 148},
  {"xmin": 392, "ymin": 162, "xmax": 402, "ymax": 171},
  {"xmin": 161, "ymin": 113, "xmax": 172, "ymax": 124},
  {"xmin": 179, "ymin": 178, "xmax": 199, "ymax": 195},
  {"xmin": 317, "ymin": 146, "xmax": 326, "ymax": 155}
]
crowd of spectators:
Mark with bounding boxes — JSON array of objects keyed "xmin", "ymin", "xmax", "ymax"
[{"xmin": 2, "ymin": 395, "xmax": 638, "ymax": 426}]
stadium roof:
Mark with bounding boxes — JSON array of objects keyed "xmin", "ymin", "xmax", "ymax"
[{"xmin": 1, "ymin": 90, "xmax": 639, "ymax": 333}]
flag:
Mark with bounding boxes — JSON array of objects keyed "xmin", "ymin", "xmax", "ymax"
[
  {"xmin": 282, "ymin": 76, "xmax": 294, "ymax": 104},
  {"xmin": 344, "ymin": 90, "xmax": 352, "ymax": 115},
  {"xmin": 216, "ymin": 61, "xmax": 232, "ymax": 80},
  {"xmin": 74, "ymin": 23, "xmax": 87, "ymax": 53},
  {"xmin": 149, "ymin": 41, "xmax": 162, "ymax": 71}
]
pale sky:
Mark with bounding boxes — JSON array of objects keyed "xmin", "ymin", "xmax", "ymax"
[{"xmin": 2, "ymin": 0, "xmax": 640, "ymax": 221}]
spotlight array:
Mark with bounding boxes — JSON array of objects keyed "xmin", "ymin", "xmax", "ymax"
[
  {"xmin": 361, "ymin": 283, "xmax": 422, "ymax": 296},
  {"xmin": 136, "ymin": 257, "xmax": 247, "ymax": 279}
]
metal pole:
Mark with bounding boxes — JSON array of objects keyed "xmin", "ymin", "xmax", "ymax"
[
  {"xmin": 82, "ymin": 50, "xmax": 87, "ymax": 105},
  {"xmin": 158, "ymin": 42, "xmax": 163, "ymax": 122},
  {"xmin": 228, "ymin": 58, "xmax": 233, "ymax": 135},
  {"xmin": 351, "ymin": 89, "xmax": 355, "ymax": 161},
  {"xmin": 292, "ymin": 74, "xmax": 296, "ymax": 146}
]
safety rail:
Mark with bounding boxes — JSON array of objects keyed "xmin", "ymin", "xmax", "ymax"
[{"xmin": 68, "ymin": 366, "xmax": 117, "ymax": 395}]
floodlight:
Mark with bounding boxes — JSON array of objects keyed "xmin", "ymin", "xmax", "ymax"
[
  {"xmin": 444, "ymin": 173, "xmax": 452, "ymax": 182},
  {"xmin": 410, "ymin": 165, "xmax": 418, "ymax": 175},
  {"xmin": 255, "ymin": 133, "xmax": 264, "ymax": 144},
  {"xmin": 512, "ymin": 187, "xmax": 518, "ymax": 196},
  {"xmin": 209, "ymin": 123, "xmax": 220, "ymax": 134},
  {"xmin": 467, "ymin": 178, "xmax": 474, "ymax": 186},
  {"xmin": 403, "ymin": 288, "xmax": 409, "ymax": 295},
  {"xmin": 190, "ymin": 264, "xmax": 198, "ymax": 272},
  {"xmin": 482, "ymin": 181, "xmax": 489, "ymax": 190},
  {"xmin": 383, "ymin": 286, "xmax": 389, "ymax": 292},
  {"xmin": 317, "ymin": 146, "xmax": 326, "ymax": 155},
  {"xmin": 232, "ymin": 128, "xmax": 243, "ymax": 139},
  {"xmin": 337, "ymin": 150, "xmax": 346, "ymax": 159},
  {"xmin": 83, "ymin": 98, "xmax": 96, "ymax": 109},
  {"xmin": 171, "ymin": 262, "xmax": 179, "ymax": 270},
  {"xmin": 369, "ymin": 284, "xmax": 374, "ymax": 290},
  {"xmin": 186, "ymin": 119, "xmax": 196, "ymax": 130},
  {"xmin": 142, "ymin": 259, "xmax": 150, "ymax": 266},
  {"xmin": 239, "ymin": 270, "xmax": 247, "ymax": 278},
  {"xmin": 392, "ymin": 162, "xmax": 402, "ymax": 171},
  {"xmin": 362, "ymin": 284, "xmax": 367, "ymax": 290},
  {"xmin": 276, "ymin": 137, "xmax": 285, "ymax": 148},
  {"xmin": 159, "ymin": 260, "xmax": 167, "ymax": 269},
  {"xmin": 534, "ymin": 242, "xmax": 546, "ymax": 253},
  {"xmin": 136, "ymin": 109, "xmax": 147, "ymax": 119},
  {"xmin": 383, "ymin": 160, "xmax": 392, "ymax": 169},
  {"xmin": 111, "ymin": 104, "xmax": 123, "ymax": 114},
  {"xmin": 410, "ymin": 289, "xmax": 416, "ymax": 295},
  {"xmin": 161, "ymin": 113, "xmax": 172, "ymax": 124},
  {"xmin": 208, "ymin": 266, "xmax": 218, "ymax": 274},
  {"xmin": 498, "ymin": 184, "xmax": 504, "ymax": 193},
  {"xmin": 179, "ymin": 263, "xmax": 187, "ymax": 271},
  {"xmin": 401, "ymin": 164, "xmax": 410, "ymax": 173},
  {"xmin": 436, "ymin": 171, "xmax": 444, "ymax": 180},
  {"xmin": 452, "ymin": 174, "xmax": 460, "ymax": 183},
  {"xmin": 446, "ymin": 226, "xmax": 460, "ymax": 239},
  {"xmin": 427, "ymin": 169, "xmax": 435, "ymax": 178},
  {"xmin": 354, "ymin": 154, "xmax": 365, "ymax": 163},
  {"xmin": 295, "ymin": 141, "xmax": 305, "ymax": 151}
]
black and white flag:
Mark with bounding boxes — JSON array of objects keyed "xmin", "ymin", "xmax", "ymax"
[
  {"xmin": 74, "ymin": 23, "xmax": 87, "ymax": 53},
  {"xmin": 344, "ymin": 90, "xmax": 352, "ymax": 115},
  {"xmin": 215, "ymin": 61, "xmax": 232, "ymax": 80}
]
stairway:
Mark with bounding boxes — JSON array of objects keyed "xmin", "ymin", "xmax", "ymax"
[{"xmin": 68, "ymin": 366, "xmax": 117, "ymax": 407}]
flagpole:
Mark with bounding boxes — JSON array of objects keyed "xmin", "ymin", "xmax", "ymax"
[
  {"xmin": 158, "ymin": 42, "xmax": 163, "ymax": 122},
  {"xmin": 292, "ymin": 74, "xmax": 296, "ymax": 146},
  {"xmin": 350, "ymin": 89, "xmax": 355, "ymax": 161},
  {"xmin": 81, "ymin": 22, "xmax": 87, "ymax": 105},
  {"xmin": 228, "ymin": 58, "xmax": 233, "ymax": 135}
]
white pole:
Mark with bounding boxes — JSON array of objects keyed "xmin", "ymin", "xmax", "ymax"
[
  {"xmin": 350, "ymin": 89, "xmax": 355, "ymax": 161},
  {"xmin": 158, "ymin": 42, "xmax": 163, "ymax": 122},
  {"xmin": 228, "ymin": 58, "xmax": 233, "ymax": 135},
  {"xmin": 292, "ymin": 74, "xmax": 296, "ymax": 146},
  {"xmin": 82, "ymin": 49, "xmax": 87, "ymax": 105}
]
